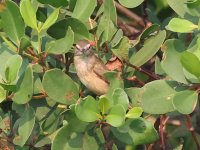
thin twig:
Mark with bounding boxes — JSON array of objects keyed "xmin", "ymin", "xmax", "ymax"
[
  {"xmin": 32, "ymin": 94, "xmax": 47, "ymax": 99},
  {"xmin": 126, "ymin": 75, "xmax": 145, "ymax": 87},
  {"xmin": 159, "ymin": 115, "xmax": 168, "ymax": 150},
  {"xmin": 115, "ymin": 2, "xmax": 145, "ymax": 27},
  {"xmin": 125, "ymin": 61, "xmax": 160, "ymax": 80},
  {"xmin": 26, "ymin": 47, "xmax": 37, "ymax": 57},
  {"xmin": 141, "ymin": 0, "xmax": 148, "ymax": 27},
  {"xmin": 185, "ymin": 115, "xmax": 200, "ymax": 150}
]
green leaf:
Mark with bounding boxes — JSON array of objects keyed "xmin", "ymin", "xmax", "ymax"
[
  {"xmin": 166, "ymin": 18, "xmax": 198, "ymax": 33},
  {"xmin": 47, "ymin": 18, "xmax": 89, "ymax": 42},
  {"xmin": 46, "ymin": 27, "xmax": 74, "ymax": 54},
  {"xmin": 155, "ymin": 56, "xmax": 165, "ymax": 75},
  {"xmin": 161, "ymin": 39, "xmax": 187, "ymax": 83},
  {"xmin": 126, "ymin": 107, "xmax": 143, "ymax": 118},
  {"xmin": 112, "ymin": 118, "xmax": 159, "ymax": 145},
  {"xmin": 111, "ymin": 29, "xmax": 123, "ymax": 47},
  {"xmin": 125, "ymin": 87, "xmax": 143, "ymax": 106},
  {"xmin": 18, "ymin": 36, "xmax": 31, "ymax": 54},
  {"xmin": 112, "ymin": 88, "xmax": 129, "ymax": 110},
  {"xmin": 40, "ymin": 8, "xmax": 60, "ymax": 31},
  {"xmin": 52, "ymin": 125, "xmax": 83, "ymax": 150},
  {"xmin": 172, "ymin": 90, "xmax": 198, "ymax": 114},
  {"xmin": 20, "ymin": 0, "xmax": 38, "ymax": 29},
  {"xmin": 187, "ymin": 0, "xmax": 200, "ymax": 17},
  {"xmin": 75, "ymin": 96, "xmax": 100, "ymax": 122},
  {"xmin": 83, "ymin": 132, "xmax": 99, "ymax": 150},
  {"xmin": 181, "ymin": 51, "xmax": 200, "ymax": 78},
  {"xmin": 106, "ymin": 105, "xmax": 126, "ymax": 127},
  {"xmin": 97, "ymin": 16, "xmax": 117, "ymax": 44},
  {"xmin": 37, "ymin": 0, "xmax": 68, "ymax": 7},
  {"xmin": 35, "ymin": 131, "xmax": 58, "ymax": 148},
  {"xmin": 64, "ymin": 108, "xmax": 89, "ymax": 133},
  {"xmin": 42, "ymin": 69, "xmax": 79, "ymax": 104},
  {"xmin": 167, "ymin": 0, "xmax": 188, "ymax": 17},
  {"xmin": 130, "ymin": 30, "xmax": 166, "ymax": 67},
  {"xmin": 13, "ymin": 65, "xmax": 33, "ymax": 104},
  {"xmin": 72, "ymin": 0, "xmax": 97, "ymax": 22},
  {"xmin": 98, "ymin": 96, "xmax": 111, "ymax": 115},
  {"xmin": 104, "ymin": 0, "xmax": 117, "ymax": 24},
  {"xmin": 0, "ymin": 86, "xmax": 6, "ymax": 103},
  {"xmin": 112, "ymin": 37, "xmax": 130, "ymax": 61},
  {"xmin": 13, "ymin": 107, "xmax": 35, "ymax": 147},
  {"xmin": 118, "ymin": 0, "xmax": 144, "ymax": 8},
  {"xmin": 0, "ymin": 1, "xmax": 25, "ymax": 45},
  {"xmin": 4, "ymin": 55, "xmax": 22, "ymax": 84},
  {"xmin": 141, "ymin": 80, "xmax": 178, "ymax": 114},
  {"xmin": 104, "ymin": 71, "xmax": 124, "ymax": 100}
]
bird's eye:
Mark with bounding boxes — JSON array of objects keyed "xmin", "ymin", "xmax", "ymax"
[{"xmin": 84, "ymin": 44, "xmax": 91, "ymax": 50}]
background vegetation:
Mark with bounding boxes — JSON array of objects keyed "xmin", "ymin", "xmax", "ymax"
[{"xmin": 0, "ymin": 0, "xmax": 200, "ymax": 149}]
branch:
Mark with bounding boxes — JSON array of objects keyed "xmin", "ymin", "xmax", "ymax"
[
  {"xmin": 185, "ymin": 115, "xmax": 200, "ymax": 150},
  {"xmin": 126, "ymin": 75, "xmax": 145, "ymax": 87},
  {"xmin": 115, "ymin": 2, "xmax": 145, "ymax": 27},
  {"xmin": 125, "ymin": 61, "xmax": 160, "ymax": 80}
]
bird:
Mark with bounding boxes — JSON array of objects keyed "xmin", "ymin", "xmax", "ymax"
[{"xmin": 73, "ymin": 39, "xmax": 109, "ymax": 95}]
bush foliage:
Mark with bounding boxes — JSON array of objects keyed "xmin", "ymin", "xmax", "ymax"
[{"xmin": 0, "ymin": 0, "xmax": 200, "ymax": 149}]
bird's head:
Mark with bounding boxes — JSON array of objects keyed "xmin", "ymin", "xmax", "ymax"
[{"xmin": 74, "ymin": 40, "xmax": 96, "ymax": 56}]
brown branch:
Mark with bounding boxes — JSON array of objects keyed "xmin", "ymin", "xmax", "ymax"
[
  {"xmin": 125, "ymin": 61, "xmax": 160, "ymax": 80},
  {"xmin": 115, "ymin": 2, "xmax": 145, "ymax": 27},
  {"xmin": 32, "ymin": 94, "xmax": 47, "ymax": 99},
  {"xmin": 159, "ymin": 115, "xmax": 169, "ymax": 150},
  {"xmin": 185, "ymin": 115, "xmax": 200, "ymax": 150},
  {"xmin": 127, "ymin": 75, "xmax": 145, "ymax": 87},
  {"xmin": 26, "ymin": 47, "xmax": 37, "ymax": 57},
  {"xmin": 141, "ymin": 0, "xmax": 148, "ymax": 27}
]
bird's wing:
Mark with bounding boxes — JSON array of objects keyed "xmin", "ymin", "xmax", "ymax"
[{"xmin": 92, "ymin": 55, "xmax": 109, "ymax": 84}]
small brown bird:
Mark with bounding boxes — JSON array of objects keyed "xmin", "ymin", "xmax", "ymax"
[{"xmin": 74, "ymin": 40, "xmax": 109, "ymax": 95}]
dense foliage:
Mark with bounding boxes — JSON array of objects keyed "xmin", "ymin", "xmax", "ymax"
[{"xmin": 0, "ymin": 0, "xmax": 200, "ymax": 149}]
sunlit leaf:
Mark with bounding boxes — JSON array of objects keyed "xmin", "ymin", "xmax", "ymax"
[{"xmin": 20, "ymin": 0, "xmax": 38, "ymax": 29}]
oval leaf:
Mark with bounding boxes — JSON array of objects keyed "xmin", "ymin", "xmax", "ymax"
[
  {"xmin": 13, "ymin": 107, "xmax": 35, "ymax": 147},
  {"xmin": 13, "ymin": 65, "xmax": 33, "ymax": 104},
  {"xmin": 52, "ymin": 125, "xmax": 83, "ymax": 150},
  {"xmin": 0, "ymin": 1, "xmax": 25, "ymax": 45},
  {"xmin": 126, "ymin": 107, "xmax": 143, "ymax": 119},
  {"xmin": 141, "ymin": 80, "xmax": 177, "ymax": 114},
  {"xmin": 72, "ymin": 0, "xmax": 97, "ymax": 22},
  {"xmin": 161, "ymin": 39, "xmax": 187, "ymax": 83},
  {"xmin": 172, "ymin": 90, "xmax": 198, "ymax": 114},
  {"xmin": 104, "ymin": 0, "xmax": 117, "ymax": 24},
  {"xmin": 4, "ymin": 55, "xmax": 22, "ymax": 84},
  {"xmin": 106, "ymin": 104, "xmax": 126, "ymax": 127},
  {"xmin": 46, "ymin": 27, "xmax": 74, "ymax": 54},
  {"xmin": 166, "ymin": 18, "xmax": 198, "ymax": 33},
  {"xmin": 130, "ymin": 30, "xmax": 166, "ymax": 67},
  {"xmin": 75, "ymin": 96, "xmax": 100, "ymax": 122},
  {"xmin": 181, "ymin": 51, "xmax": 200, "ymax": 78},
  {"xmin": 40, "ymin": 8, "xmax": 60, "ymax": 31},
  {"xmin": 112, "ymin": 88, "xmax": 129, "ymax": 110},
  {"xmin": 42, "ymin": 69, "xmax": 79, "ymax": 104},
  {"xmin": 119, "ymin": 0, "xmax": 144, "ymax": 8},
  {"xmin": 47, "ymin": 18, "xmax": 89, "ymax": 42},
  {"xmin": 20, "ymin": 0, "xmax": 37, "ymax": 29}
]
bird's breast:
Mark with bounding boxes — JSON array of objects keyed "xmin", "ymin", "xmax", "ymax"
[{"xmin": 74, "ymin": 56, "xmax": 109, "ymax": 95}]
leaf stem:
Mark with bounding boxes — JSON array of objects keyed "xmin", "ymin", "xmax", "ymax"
[{"xmin": 37, "ymin": 31, "xmax": 41, "ymax": 54}]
